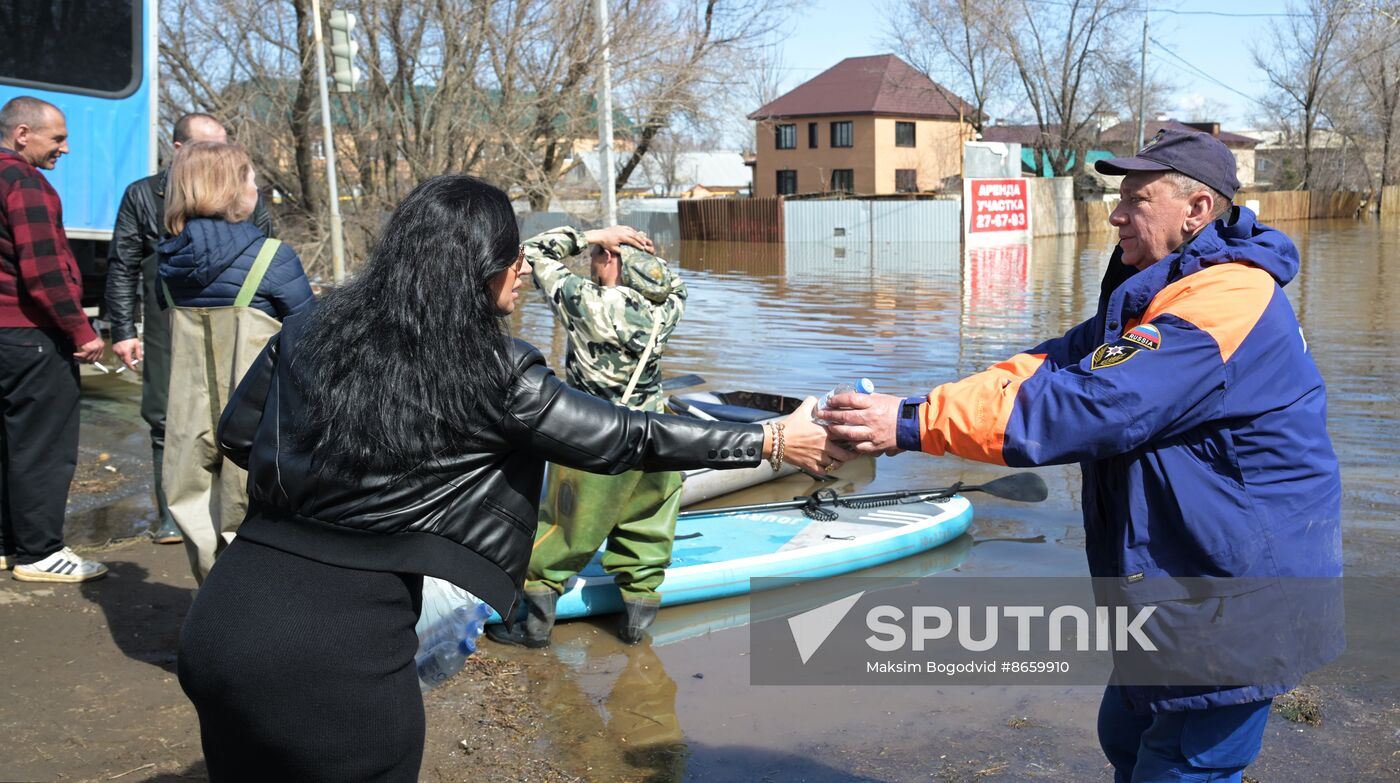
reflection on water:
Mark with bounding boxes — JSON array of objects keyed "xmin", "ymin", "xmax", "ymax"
[{"xmin": 507, "ymin": 534, "xmax": 974, "ymax": 782}]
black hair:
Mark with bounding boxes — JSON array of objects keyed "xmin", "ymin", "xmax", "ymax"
[{"xmin": 290, "ymin": 175, "xmax": 520, "ymax": 475}]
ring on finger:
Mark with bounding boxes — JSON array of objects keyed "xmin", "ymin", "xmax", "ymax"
[{"xmin": 824, "ymin": 461, "xmax": 839, "ymax": 473}]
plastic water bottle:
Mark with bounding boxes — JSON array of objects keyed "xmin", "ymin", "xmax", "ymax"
[
  {"xmin": 416, "ymin": 601, "xmax": 492, "ymax": 692},
  {"xmin": 814, "ymin": 377, "xmax": 875, "ymax": 426}
]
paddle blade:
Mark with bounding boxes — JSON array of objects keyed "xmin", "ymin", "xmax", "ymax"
[
  {"xmin": 972, "ymin": 472, "xmax": 1048, "ymax": 503},
  {"xmin": 661, "ymin": 373, "xmax": 706, "ymax": 391}
]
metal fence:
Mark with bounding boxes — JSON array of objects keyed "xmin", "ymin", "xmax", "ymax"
[
  {"xmin": 678, "ymin": 197, "xmax": 784, "ymax": 243},
  {"xmin": 784, "ymin": 199, "xmax": 961, "ymax": 243}
]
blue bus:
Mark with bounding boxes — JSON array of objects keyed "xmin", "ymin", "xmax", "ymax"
[{"xmin": 0, "ymin": 0, "xmax": 158, "ymax": 306}]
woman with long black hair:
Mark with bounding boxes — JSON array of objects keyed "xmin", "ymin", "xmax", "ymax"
[{"xmin": 176, "ymin": 175, "xmax": 847, "ymax": 781}]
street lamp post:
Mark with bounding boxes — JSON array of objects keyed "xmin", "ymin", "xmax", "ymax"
[{"xmin": 310, "ymin": 0, "xmax": 348, "ymax": 282}]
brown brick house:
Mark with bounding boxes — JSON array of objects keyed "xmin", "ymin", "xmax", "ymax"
[{"xmin": 748, "ymin": 54, "xmax": 977, "ymax": 198}]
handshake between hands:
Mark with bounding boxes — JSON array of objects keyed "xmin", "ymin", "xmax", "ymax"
[{"xmin": 773, "ymin": 392, "xmax": 909, "ymax": 475}]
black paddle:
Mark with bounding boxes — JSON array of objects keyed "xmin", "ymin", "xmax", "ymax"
[
  {"xmin": 678, "ymin": 471, "xmax": 1048, "ymax": 519},
  {"xmin": 660, "ymin": 373, "xmax": 706, "ymax": 391}
]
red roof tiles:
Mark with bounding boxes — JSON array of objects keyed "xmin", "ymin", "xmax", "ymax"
[{"xmin": 749, "ymin": 54, "xmax": 977, "ymax": 121}]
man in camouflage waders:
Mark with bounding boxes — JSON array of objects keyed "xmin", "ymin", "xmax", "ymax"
[{"xmin": 487, "ymin": 224, "xmax": 685, "ymax": 646}]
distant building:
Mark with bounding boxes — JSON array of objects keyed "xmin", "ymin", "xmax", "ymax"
[
  {"xmin": 1097, "ymin": 120, "xmax": 1260, "ymax": 189},
  {"xmin": 1232, "ymin": 128, "xmax": 1355, "ymax": 190},
  {"xmin": 747, "ymin": 54, "xmax": 977, "ymax": 198},
  {"xmin": 978, "ymin": 124, "xmax": 1115, "ymax": 177},
  {"xmin": 559, "ymin": 150, "xmax": 752, "ymax": 198}
]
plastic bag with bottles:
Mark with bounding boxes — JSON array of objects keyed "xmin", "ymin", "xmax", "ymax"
[{"xmin": 414, "ymin": 576, "xmax": 493, "ymax": 692}]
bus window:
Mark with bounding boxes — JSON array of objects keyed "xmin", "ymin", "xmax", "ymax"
[{"xmin": 0, "ymin": 0, "xmax": 140, "ymax": 97}]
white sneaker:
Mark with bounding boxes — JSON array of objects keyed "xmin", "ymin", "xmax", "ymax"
[
  {"xmin": 0, "ymin": 554, "xmax": 10, "ymax": 570},
  {"xmin": 12, "ymin": 547, "xmax": 108, "ymax": 583}
]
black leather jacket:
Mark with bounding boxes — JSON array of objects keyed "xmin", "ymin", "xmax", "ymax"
[
  {"xmin": 105, "ymin": 168, "xmax": 274, "ymax": 342},
  {"xmin": 217, "ymin": 311, "xmax": 765, "ymax": 615}
]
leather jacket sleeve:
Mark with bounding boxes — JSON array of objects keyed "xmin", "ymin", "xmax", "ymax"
[
  {"xmin": 104, "ymin": 183, "xmax": 146, "ymax": 342},
  {"xmin": 499, "ymin": 343, "xmax": 765, "ymax": 473},
  {"xmin": 217, "ymin": 334, "xmax": 281, "ymax": 470}
]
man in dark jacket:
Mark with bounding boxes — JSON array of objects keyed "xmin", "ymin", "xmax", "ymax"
[
  {"xmin": 105, "ymin": 113, "xmax": 273, "ymax": 544},
  {"xmin": 0, "ymin": 96, "xmax": 108, "ymax": 582},
  {"xmin": 823, "ymin": 130, "xmax": 1342, "ymax": 783}
]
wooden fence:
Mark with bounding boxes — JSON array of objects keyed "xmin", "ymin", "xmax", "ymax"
[
  {"xmin": 1382, "ymin": 186, "xmax": 1400, "ymax": 215},
  {"xmin": 1077, "ymin": 189, "xmax": 1366, "ymax": 233},
  {"xmin": 678, "ymin": 197, "xmax": 783, "ymax": 243}
]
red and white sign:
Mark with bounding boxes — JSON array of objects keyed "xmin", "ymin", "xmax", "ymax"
[{"xmin": 964, "ymin": 178, "xmax": 1031, "ymax": 237}]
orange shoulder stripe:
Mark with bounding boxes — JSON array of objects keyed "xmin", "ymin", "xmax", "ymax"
[
  {"xmin": 918, "ymin": 353, "xmax": 1046, "ymax": 465},
  {"xmin": 1141, "ymin": 263, "xmax": 1275, "ymax": 364}
]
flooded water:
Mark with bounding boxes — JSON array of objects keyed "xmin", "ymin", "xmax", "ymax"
[{"xmin": 71, "ymin": 217, "xmax": 1400, "ymax": 780}]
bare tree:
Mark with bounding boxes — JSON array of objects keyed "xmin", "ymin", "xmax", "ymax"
[
  {"xmin": 1346, "ymin": 8, "xmax": 1400, "ymax": 191},
  {"xmin": 1252, "ymin": 0, "xmax": 1351, "ymax": 189},
  {"xmin": 612, "ymin": 0, "xmax": 792, "ymax": 193},
  {"xmin": 159, "ymin": 0, "xmax": 769, "ymax": 271},
  {"xmin": 883, "ymin": 0, "xmax": 1011, "ymax": 132},
  {"xmin": 992, "ymin": 0, "xmax": 1135, "ymax": 177}
]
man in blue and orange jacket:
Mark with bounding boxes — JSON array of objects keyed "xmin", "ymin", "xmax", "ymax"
[{"xmin": 824, "ymin": 129, "xmax": 1343, "ymax": 783}]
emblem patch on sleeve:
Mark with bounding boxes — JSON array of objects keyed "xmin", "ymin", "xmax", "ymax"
[
  {"xmin": 1122, "ymin": 323, "xmax": 1162, "ymax": 350},
  {"xmin": 1091, "ymin": 342, "xmax": 1139, "ymax": 370}
]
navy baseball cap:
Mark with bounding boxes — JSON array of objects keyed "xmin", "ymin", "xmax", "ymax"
[{"xmin": 1095, "ymin": 128, "xmax": 1240, "ymax": 200}]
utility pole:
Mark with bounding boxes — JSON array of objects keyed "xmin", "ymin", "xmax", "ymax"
[
  {"xmin": 595, "ymin": 0, "xmax": 617, "ymax": 225},
  {"xmin": 1136, "ymin": 11, "xmax": 1148, "ymax": 150},
  {"xmin": 310, "ymin": 0, "xmax": 347, "ymax": 282}
]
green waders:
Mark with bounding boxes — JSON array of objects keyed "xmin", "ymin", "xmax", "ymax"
[
  {"xmin": 527, "ymin": 464, "xmax": 683, "ymax": 602},
  {"xmin": 162, "ymin": 239, "xmax": 283, "ymax": 584}
]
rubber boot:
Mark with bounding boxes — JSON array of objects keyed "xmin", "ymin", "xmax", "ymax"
[
  {"xmin": 151, "ymin": 445, "xmax": 183, "ymax": 544},
  {"xmin": 485, "ymin": 588, "xmax": 557, "ymax": 648},
  {"xmin": 618, "ymin": 598, "xmax": 660, "ymax": 644}
]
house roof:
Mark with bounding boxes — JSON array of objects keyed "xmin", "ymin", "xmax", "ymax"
[
  {"xmin": 980, "ymin": 124, "xmax": 1066, "ymax": 146},
  {"xmin": 749, "ymin": 54, "xmax": 977, "ymax": 121},
  {"xmin": 1098, "ymin": 119, "xmax": 1259, "ymax": 147}
]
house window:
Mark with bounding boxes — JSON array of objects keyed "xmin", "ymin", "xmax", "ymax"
[
  {"xmin": 808, "ymin": 122, "xmax": 819, "ymax": 148},
  {"xmin": 895, "ymin": 169, "xmax": 918, "ymax": 192},
  {"xmin": 830, "ymin": 121, "xmax": 853, "ymax": 148},
  {"xmin": 831, "ymin": 169, "xmax": 854, "ymax": 193},
  {"xmin": 775, "ymin": 124, "xmax": 796, "ymax": 150},
  {"xmin": 777, "ymin": 169, "xmax": 798, "ymax": 195},
  {"xmin": 896, "ymin": 121, "xmax": 916, "ymax": 147}
]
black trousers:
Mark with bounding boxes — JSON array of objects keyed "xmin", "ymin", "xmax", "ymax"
[
  {"xmin": 178, "ymin": 538, "xmax": 427, "ymax": 782},
  {"xmin": 0, "ymin": 327, "xmax": 80, "ymax": 563},
  {"xmin": 139, "ymin": 255, "xmax": 175, "ymax": 524}
]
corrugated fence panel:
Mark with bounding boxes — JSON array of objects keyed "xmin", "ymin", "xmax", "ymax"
[
  {"xmin": 785, "ymin": 201, "xmax": 874, "ymax": 243},
  {"xmin": 678, "ymin": 197, "xmax": 783, "ymax": 242},
  {"xmin": 1029, "ymin": 177, "xmax": 1075, "ymax": 236},
  {"xmin": 783, "ymin": 200, "xmax": 961, "ymax": 243},
  {"xmin": 870, "ymin": 200, "xmax": 961, "ymax": 243}
]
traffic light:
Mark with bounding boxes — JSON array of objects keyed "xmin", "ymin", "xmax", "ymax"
[{"xmin": 328, "ymin": 9, "xmax": 360, "ymax": 93}]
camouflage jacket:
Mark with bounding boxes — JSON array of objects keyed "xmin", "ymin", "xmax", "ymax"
[{"xmin": 524, "ymin": 226, "xmax": 686, "ymax": 412}]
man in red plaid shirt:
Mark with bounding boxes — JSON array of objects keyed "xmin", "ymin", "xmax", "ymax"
[{"xmin": 0, "ymin": 96, "xmax": 108, "ymax": 583}]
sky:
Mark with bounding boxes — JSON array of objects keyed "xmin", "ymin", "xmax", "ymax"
[{"xmin": 772, "ymin": 0, "xmax": 1293, "ymax": 132}]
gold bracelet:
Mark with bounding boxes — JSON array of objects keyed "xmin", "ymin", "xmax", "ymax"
[{"xmin": 768, "ymin": 422, "xmax": 785, "ymax": 472}]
